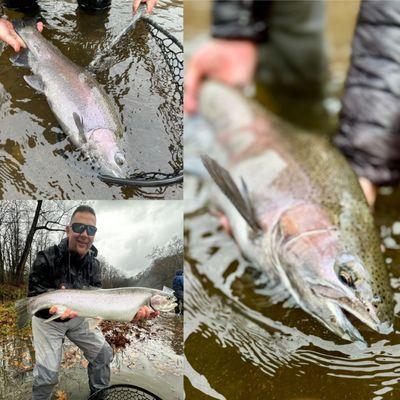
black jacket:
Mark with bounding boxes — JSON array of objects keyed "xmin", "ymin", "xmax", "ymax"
[
  {"xmin": 212, "ymin": 0, "xmax": 271, "ymax": 42},
  {"xmin": 212, "ymin": 0, "xmax": 400, "ymax": 186},
  {"xmin": 28, "ymin": 238, "xmax": 101, "ymax": 320},
  {"xmin": 334, "ymin": 1, "xmax": 400, "ymax": 186}
]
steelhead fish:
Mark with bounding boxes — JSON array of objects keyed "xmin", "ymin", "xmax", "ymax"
[
  {"xmin": 16, "ymin": 287, "xmax": 176, "ymax": 329},
  {"xmin": 198, "ymin": 81, "xmax": 394, "ymax": 345},
  {"xmin": 11, "ymin": 20, "xmax": 127, "ymax": 177}
]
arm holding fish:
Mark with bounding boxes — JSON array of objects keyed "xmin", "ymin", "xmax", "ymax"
[
  {"xmin": 132, "ymin": 306, "xmax": 159, "ymax": 323},
  {"xmin": 185, "ymin": 0, "xmax": 271, "ymax": 114},
  {"xmin": 28, "ymin": 249, "xmax": 78, "ymax": 320},
  {"xmin": 49, "ymin": 256, "xmax": 102, "ymax": 320},
  {"xmin": 28, "ymin": 251, "xmax": 57, "ymax": 297},
  {"xmin": 333, "ymin": 1, "xmax": 400, "ymax": 205},
  {"xmin": 0, "ymin": 18, "xmax": 42, "ymax": 52}
]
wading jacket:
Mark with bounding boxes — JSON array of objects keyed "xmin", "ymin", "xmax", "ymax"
[
  {"xmin": 172, "ymin": 270, "xmax": 183, "ymax": 301},
  {"xmin": 212, "ymin": 0, "xmax": 400, "ymax": 186},
  {"xmin": 28, "ymin": 238, "xmax": 101, "ymax": 320}
]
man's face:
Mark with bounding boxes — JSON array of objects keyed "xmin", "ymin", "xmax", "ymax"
[{"xmin": 66, "ymin": 212, "xmax": 97, "ymax": 258}]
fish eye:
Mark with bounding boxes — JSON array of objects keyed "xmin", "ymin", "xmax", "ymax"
[{"xmin": 338, "ymin": 268, "xmax": 357, "ymax": 288}]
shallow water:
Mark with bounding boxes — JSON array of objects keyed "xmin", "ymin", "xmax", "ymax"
[
  {"xmin": 0, "ymin": 313, "xmax": 183, "ymax": 399},
  {"xmin": 184, "ymin": 1, "xmax": 400, "ymax": 399},
  {"xmin": 0, "ymin": 0, "xmax": 182, "ymax": 199}
]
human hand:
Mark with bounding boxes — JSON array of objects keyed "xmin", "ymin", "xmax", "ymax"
[
  {"xmin": 132, "ymin": 305, "xmax": 159, "ymax": 323},
  {"xmin": 0, "ymin": 18, "xmax": 43, "ymax": 52},
  {"xmin": 359, "ymin": 177, "xmax": 377, "ymax": 208},
  {"xmin": 185, "ymin": 39, "xmax": 258, "ymax": 114},
  {"xmin": 49, "ymin": 306, "xmax": 78, "ymax": 320},
  {"xmin": 132, "ymin": 0, "xmax": 157, "ymax": 14},
  {"xmin": 49, "ymin": 285, "xmax": 78, "ymax": 320}
]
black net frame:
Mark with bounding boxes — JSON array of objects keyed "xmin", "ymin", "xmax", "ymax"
[{"xmin": 88, "ymin": 384, "xmax": 163, "ymax": 400}]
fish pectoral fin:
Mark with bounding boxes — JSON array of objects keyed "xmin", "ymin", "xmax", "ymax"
[
  {"xmin": 10, "ymin": 48, "xmax": 29, "ymax": 67},
  {"xmin": 201, "ymin": 155, "xmax": 261, "ymax": 232},
  {"xmin": 23, "ymin": 75, "xmax": 44, "ymax": 93},
  {"xmin": 87, "ymin": 317, "xmax": 103, "ymax": 331},
  {"xmin": 72, "ymin": 112, "xmax": 87, "ymax": 144}
]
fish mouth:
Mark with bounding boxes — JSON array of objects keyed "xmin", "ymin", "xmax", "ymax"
[
  {"xmin": 97, "ymin": 152, "xmax": 127, "ymax": 178},
  {"xmin": 320, "ymin": 302, "xmax": 367, "ymax": 347},
  {"xmin": 321, "ymin": 300, "xmax": 393, "ymax": 347}
]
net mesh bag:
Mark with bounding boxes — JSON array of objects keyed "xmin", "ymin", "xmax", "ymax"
[{"xmin": 88, "ymin": 384, "xmax": 163, "ymax": 400}]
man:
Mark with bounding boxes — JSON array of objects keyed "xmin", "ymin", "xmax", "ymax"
[
  {"xmin": 28, "ymin": 205, "xmax": 156, "ymax": 400},
  {"xmin": 0, "ymin": 0, "xmax": 157, "ymax": 52},
  {"xmin": 186, "ymin": 0, "xmax": 400, "ymax": 207}
]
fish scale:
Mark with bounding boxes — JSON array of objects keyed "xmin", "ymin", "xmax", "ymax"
[
  {"xmin": 16, "ymin": 287, "xmax": 177, "ymax": 328},
  {"xmin": 199, "ymin": 81, "xmax": 394, "ymax": 344},
  {"xmin": 11, "ymin": 21, "xmax": 127, "ymax": 177}
]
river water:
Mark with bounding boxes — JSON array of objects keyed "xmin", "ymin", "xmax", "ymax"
[
  {"xmin": 184, "ymin": 1, "xmax": 400, "ymax": 399},
  {"xmin": 0, "ymin": 313, "xmax": 183, "ymax": 399},
  {"xmin": 0, "ymin": 0, "xmax": 183, "ymax": 199}
]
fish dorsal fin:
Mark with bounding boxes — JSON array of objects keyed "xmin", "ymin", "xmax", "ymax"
[
  {"xmin": 201, "ymin": 155, "xmax": 261, "ymax": 232},
  {"xmin": 72, "ymin": 112, "xmax": 87, "ymax": 144},
  {"xmin": 87, "ymin": 317, "xmax": 103, "ymax": 331}
]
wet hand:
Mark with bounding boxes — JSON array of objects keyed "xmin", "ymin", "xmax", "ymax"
[
  {"xmin": 0, "ymin": 18, "xmax": 43, "ymax": 52},
  {"xmin": 132, "ymin": 306, "xmax": 159, "ymax": 323},
  {"xmin": 49, "ymin": 285, "xmax": 78, "ymax": 320},
  {"xmin": 49, "ymin": 306, "xmax": 78, "ymax": 320},
  {"xmin": 132, "ymin": 0, "xmax": 157, "ymax": 14},
  {"xmin": 185, "ymin": 39, "xmax": 258, "ymax": 114},
  {"xmin": 359, "ymin": 177, "xmax": 377, "ymax": 209}
]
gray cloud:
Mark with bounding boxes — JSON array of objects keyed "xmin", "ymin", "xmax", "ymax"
[{"xmin": 91, "ymin": 201, "xmax": 183, "ymax": 276}]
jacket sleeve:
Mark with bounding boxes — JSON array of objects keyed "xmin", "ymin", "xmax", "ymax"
[
  {"xmin": 211, "ymin": 0, "xmax": 271, "ymax": 42},
  {"xmin": 334, "ymin": 1, "xmax": 400, "ymax": 186},
  {"xmin": 28, "ymin": 251, "xmax": 55, "ymax": 297},
  {"xmin": 90, "ymin": 258, "xmax": 102, "ymax": 288}
]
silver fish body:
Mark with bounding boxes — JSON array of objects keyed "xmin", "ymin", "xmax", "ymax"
[
  {"xmin": 13, "ymin": 23, "xmax": 127, "ymax": 177},
  {"xmin": 17, "ymin": 287, "xmax": 176, "ymax": 328},
  {"xmin": 198, "ymin": 81, "xmax": 394, "ymax": 345}
]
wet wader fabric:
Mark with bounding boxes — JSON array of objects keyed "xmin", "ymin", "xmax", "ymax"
[
  {"xmin": 257, "ymin": 0, "xmax": 330, "ymax": 131},
  {"xmin": 32, "ymin": 316, "xmax": 113, "ymax": 400}
]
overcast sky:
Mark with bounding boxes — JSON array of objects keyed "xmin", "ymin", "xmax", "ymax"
[{"xmin": 50, "ymin": 200, "xmax": 183, "ymax": 277}]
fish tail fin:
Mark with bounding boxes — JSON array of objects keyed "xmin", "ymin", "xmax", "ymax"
[{"xmin": 15, "ymin": 298, "xmax": 30, "ymax": 329}]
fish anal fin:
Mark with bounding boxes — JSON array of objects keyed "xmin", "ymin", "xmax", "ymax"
[
  {"xmin": 15, "ymin": 298, "xmax": 30, "ymax": 329},
  {"xmin": 201, "ymin": 155, "xmax": 261, "ymax": 232},
  {"xmin": 24, "ymin": 74, "xmax": 44, "ymax": 93},
  {"xmin": 87, "ymin": 317, "xmax": 103, "ymax": 331}
]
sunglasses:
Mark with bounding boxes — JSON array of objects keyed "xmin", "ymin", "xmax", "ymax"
[{"xmin": 70, "ymin": 223, "xmax": 97, "ymax": 236}]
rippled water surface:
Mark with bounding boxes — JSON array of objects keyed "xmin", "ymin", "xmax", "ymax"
[
  {"xmin": 0, "ymin": 0, "xmax": 182, "ymax": 199},
  {"xmin": 184, "ymin": 1, "xmax": 400, "ymax": 399}
]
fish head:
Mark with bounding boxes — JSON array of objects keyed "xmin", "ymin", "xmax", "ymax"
[
  {"xmin": 87, "ymin": 128, "xmax": 127, "ymax": 178},
  {"xmin": 150, "ymin": 293, "xmax": 177, "ymax": 312},
  {"xmin": 274, "ymin": 204, "xmax": 393, "ymax": 343}
]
